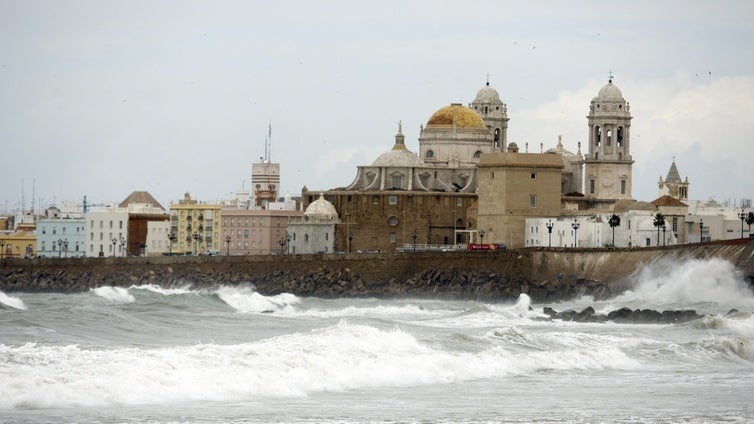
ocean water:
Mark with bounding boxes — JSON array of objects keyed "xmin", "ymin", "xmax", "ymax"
[{"xmin": 1, "ymin": 257, "xmax": 753, "ymax": 423}]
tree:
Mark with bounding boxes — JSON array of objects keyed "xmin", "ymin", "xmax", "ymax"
[
  {"xmin": 608, "ymin": 214, "xmax": 621, "ymax": 247},
  {"xmin": 653, "ymin": 213, "xmax": 665, "ymax": 246},
  {"xmin": 747, "ymin": 212, "xmax": 754, "ymax": 235}
]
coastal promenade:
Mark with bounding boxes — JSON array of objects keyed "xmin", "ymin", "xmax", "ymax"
[{"xmin": 1, "ymin": 237, "xmax": 753, "ymax": 301}]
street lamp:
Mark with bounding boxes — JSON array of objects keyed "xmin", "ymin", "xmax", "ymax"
[
  {"xmin": 452, "ymin": 209, "xmax": 457, "ymax": 246},
  {"xmin": 277, "ymin": 237, "xmax": 286, "ymax": 254},
  {"xmin": 112, "ymin": 237, "xmax": 117, "ymax": 257},
  {"xmin": 545, "ymin": 219, "xmax": 554, "ymax": 248},
  {"xmin": 571, "ymin": 219, "xmax": 580, "ymax": 248},
  {"xmin": 57, "ymin": 239, "xmax": 63, "ymax": 258},
  {"xmin": 119, "ymin": 236, "xmax": 126, "ymax": 257},
  {"xmin": 348, "ymin": 233, "xmax": 353, "ymax": 253},
  {"xmin": 739, "ymin": 209, "xmax": 747, "ymax": 239},
  {"xmin": 286, "ymin": 232, "xmax": 292, "ymax": 254},
  {"xmin": 699, "ymin": 219, "xmax": 704, "ymax": 243},
  {"xmin": 0, "ymin": 239, "xmax": 6, "ymax": 259},
  {"xmin": 63, "ymin": 239, "xmax": 68, "ymax": 258},
  {"xmin": 412, "ymin": 230, "xmax": 417, "ymax": 252},
  {"xmin": 479, "ymin": 229, "xmax": 485, "ymax": 245},
  {"xmin": 226, "ymin": 235, "xmax": 231, "ymax": 256}
]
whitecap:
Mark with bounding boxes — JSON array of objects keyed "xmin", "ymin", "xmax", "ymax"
[
  {"xmin": 215, "ymin": 285, "xmax": 300, "ymax": 313},
  {"xmin": 91, "ymin": 286, "xmax": 135, "ymax": 303},
  {"xmin": 0, "ymin": 291, "xmax": 27, "ymax": 310}
]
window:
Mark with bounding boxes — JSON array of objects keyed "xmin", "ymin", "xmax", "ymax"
[
  {"xmin": 426, "ymin": 150, "xmax": 434, "ymax": 159},
  {"xmin": 473, "ymin": 151, "xmax": 482, "ymax": 158},
  {"xmin": 672, "ymin": 217, "xmax": 678, "ymax": 233},
  {"xmin": 391, "ymin": 175, "xmax": 402, "ymax": 188},
  {"xmin": 456, "ymin": 197, "xmax": 462, "ymax": 207},
  {"xmin": 530, "ymin": 195, "xmax": 536, "ymax": 208},
  {"xmin": 621, "ymin": 180, "xmax": 626, "ymax": 195},
  {"xmin": 389, "ymin": 195, "xmax": 398, "ymax": 205},
  {"xmin": 531, "ymin": 172, "xmax": 536, "ymax": 179},
  {"xmin": 390, "ymin": 233, "xmax": 396, "ymax": 243},
  {"xmin": 388, "ymin": 216, "xmax": 399, "ymax": 226},
  {"xmin": 590, "ymin": 179, "xmax": 595, "ymax": 194}
]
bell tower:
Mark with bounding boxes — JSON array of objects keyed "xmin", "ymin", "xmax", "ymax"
[
  {"xmin": 469, "ymin": 78, "xmax": 509, "ymax": 152},
  {"xmin": 584, "ymin": 75, "xmax": 634, "ymax": 202}
]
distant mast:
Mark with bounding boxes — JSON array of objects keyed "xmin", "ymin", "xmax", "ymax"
[{"xmin": 251, "ymin": 122, "xmax": 280, "ymax": 207}]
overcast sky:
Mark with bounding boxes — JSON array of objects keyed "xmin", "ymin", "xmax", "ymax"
[{"xmin": 2, "ymin": 0, "xmax": 753, "ymax": 212}]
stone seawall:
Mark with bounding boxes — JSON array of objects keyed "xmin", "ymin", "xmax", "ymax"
[{"xmin": 1, "ymin": 238, "xmax": 753, "ymax": 301}]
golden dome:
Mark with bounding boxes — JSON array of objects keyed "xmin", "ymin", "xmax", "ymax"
[{"xmin": 426, "ymin": 103, "xmax": 485, "ymax": 129}]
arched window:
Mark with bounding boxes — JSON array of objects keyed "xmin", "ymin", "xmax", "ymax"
[
  {"xmin": 606, "ymin": 129, "xmax": 612, "ymax": 146},
  {"xmin": 426, "ymin": 150, "xmax": 434, "ymax": 159},
  {"xmin": 473, "ymin": 151, "xmax": 482, "ymax": 158}
]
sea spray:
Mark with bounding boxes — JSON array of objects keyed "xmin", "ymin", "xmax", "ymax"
[
  {"xmin": 0, "ymin": 291, "xmax": 26, "ymax": 310},
  {"xmin": 91, "ymin": 286, "xmax": 135, "ymax": 304}
]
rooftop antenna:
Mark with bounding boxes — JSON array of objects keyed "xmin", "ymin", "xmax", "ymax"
[{"xmin": 264, "ymin": 122, "xmax": 272, "ymax": 163}]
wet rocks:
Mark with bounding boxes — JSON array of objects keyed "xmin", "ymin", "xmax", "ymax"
[{"xmin": 543, "ymin": 306, "xmax": 705, "ymax": 324}]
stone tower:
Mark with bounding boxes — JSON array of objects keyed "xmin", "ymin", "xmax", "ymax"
[
  {"xmin": 658, "ymin": 159, "xmax": 689, "ymax": 201},
  {"xmin": 584, "ymin": 77, "xmax": 634, "ymax": 202},
  {"xmin": 469, "ymin": 80, "xmax": 509, "ymax": 152}
]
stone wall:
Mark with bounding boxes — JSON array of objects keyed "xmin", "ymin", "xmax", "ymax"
[{"xmin": 1, "ymin": 238, "xmax": 753, "ymax": 301}]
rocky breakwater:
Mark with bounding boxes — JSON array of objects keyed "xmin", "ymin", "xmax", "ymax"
[{"xmin": 541, "ymin": 306, "xmax": 709, "ymax": 324}]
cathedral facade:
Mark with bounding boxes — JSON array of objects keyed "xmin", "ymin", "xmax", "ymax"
[{"xmin": 303, "ymin": 77, "xmax": 637, "ymax": 251}]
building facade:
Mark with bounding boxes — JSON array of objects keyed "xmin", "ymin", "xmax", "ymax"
[
  {"xmin": 85, "ymin": 209, "xmax": 130, "ymax": 257},
  {"xmin": 37, "ymin": 216, "xmax": 86, "ymax": 258},
  {"xmin": 169, "ymin": 193, "xmax": 222, "ymax": 255},
  {"xmin": 476, "ymin": 144, "xmax": 564, "ymax": 248}
]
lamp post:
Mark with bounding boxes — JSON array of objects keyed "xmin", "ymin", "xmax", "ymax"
[
  {"xmin": 662, "ymin": 225, "xmax": 666, "ymax": 246},
  {"xmin": 57, "ymin": 239, "xmax": 63, "ymax": 258},
  {"xmin": 286, "ymin": 232, "xmax": 292, "ymax": 254},
  {"xmin": 739, "ymin": 209, "xmax": 747, "ymax": 239},
  {"xmin": 452, "ymin": 209, "xmax": 457, "ymax": 247},
  {"xmin": 112, "ymin": 237, "xmax": 117, "ymax": 257},
  {"xmin": 348, "ymin": 233, "xmax": 353, "ymax": 253},
  {"xmin": 699, "ymin": 219, "xmax": 704, "ymax": 243},
  {"xmin": 226, "ymin": 235, "xmax": 231, "ymax": 256},
  {"xmin": 412, "ymin": 230, "xmax": 417, "ymax": 252},
  {"xmin": 63, "ymin": 239, "xmax": 68, "ymax": 258},
  {"xmin": 167, "ymin": 232, "xmax": 176, "ymax": 256},
  {"xmin": 571, "ymin": 219, "xmax": 580, "ymax": 248},
  {"xmin": 277, "ymin": 238, "xmax": 286, "ymax": 254},
  {"xmin": 192, "ymin": 232, "xmax": 200, "ymax": 255},
  {"xmin": 0, "ymin": 239, "xmax": 6, "ymax": 259},
  {"xmin": 545, "ymin": 220, "xmax": 554, "ymax": 248},
  {"xmin": 479, "ymin": 229, "xmax": 485, "ymax": 245},
  {"xmin": 119, "ymin": 236, "xmax": 126, "ymax": 257}
]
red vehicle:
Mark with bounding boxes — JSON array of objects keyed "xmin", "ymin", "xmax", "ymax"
[{"xmin": 466, "ymin": 243, "xmax": 506, "ymax": 251}]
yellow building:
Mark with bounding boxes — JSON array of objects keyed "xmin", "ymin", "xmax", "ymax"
[
  {"xmin": 0, "ymin": 231, "xmax": 36, "ymax": 258},
  {"xmin": 169, "ymin": 193, "xmax": 222, "ymax": 255},
  {"xmin": 476, "ymin": 143, "xmax": 564, "ymax": 248}
]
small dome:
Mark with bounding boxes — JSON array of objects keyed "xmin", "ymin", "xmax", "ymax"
[
  {"xmin": 473, "ymin": 82, "xmax": 501, "ymax": 103},
  {"xmin": 507, "ymin": 142, "xmax": 519, "ymax": 153},
  {"xmin": 597, "ymin": 80, "xmax": 624, "ymax": 100},
  {"xmin": 372, "ymin": 147, "xmax": 424, "ymax": 167},
  {"xmin": 426, "ymin": 103, "xmax": 485, "ymax": 129},
  {"xmin": 305, "ymin": 193, "xmax": 338, "ymax": 218},
  {"xmin": 545, "ymin": 136, "xmax": 578, "ymax": 162}
]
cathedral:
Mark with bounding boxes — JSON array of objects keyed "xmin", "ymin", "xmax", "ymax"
[{"xmin": 302, "ymin": 76, "xmax": 639, "ymax": 252}]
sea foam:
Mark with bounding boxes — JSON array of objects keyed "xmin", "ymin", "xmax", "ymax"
[
  {"xmin": 91, "ymin": 286, "xmax": 135, "ymax": 304},
  {"xmin": 0, "ymin": 291, "xmax": 26, "ymax": 310},
  {"xmin": 0, "ymin": 321, "xmax": 644, "ymax": 409},
  {"xmin": 215, "ymin": 285, "xmax": 300, "ymax": 313}
]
